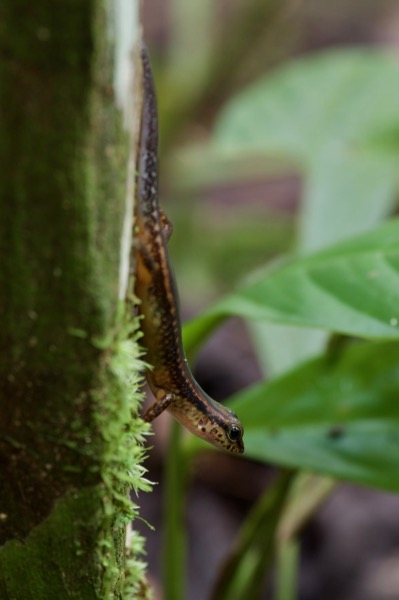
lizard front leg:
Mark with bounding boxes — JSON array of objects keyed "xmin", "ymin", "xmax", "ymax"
[{"xmin": 143, "ymin": 391, "xmax": 173, "ymax": 422}]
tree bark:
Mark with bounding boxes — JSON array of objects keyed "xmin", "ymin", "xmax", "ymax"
[{"xmin": 0, "ymin": 1, "xmax": 147, "ymax": 597}]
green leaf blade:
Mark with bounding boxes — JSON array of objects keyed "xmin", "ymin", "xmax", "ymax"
[
  {"xmin": 214, "ymin": 48, "xmax": 399, "ymax": 163},
  {"xmin": 184, "ymin": 219, "xmax": 399, "ymax": 345},
  {"xmin": 227, "ymin": 342, "xmax": 399, "ymax": 491}
]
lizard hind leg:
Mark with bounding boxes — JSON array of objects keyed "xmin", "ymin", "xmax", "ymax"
[{"xmin": 143, "ymin": 391, "xmax": 173, "ymax": 422}]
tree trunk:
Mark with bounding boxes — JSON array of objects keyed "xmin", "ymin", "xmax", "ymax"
[{"xmin": 0, "ymin": 1, "xmax": 148, "ymax": 597}]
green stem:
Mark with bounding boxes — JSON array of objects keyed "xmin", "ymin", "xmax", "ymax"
[
  {"xmin": 276, "ymin": 539, "xmax": 299, "ymax": 600},
  {"xmin": 210, "ymin": 469, "xmax": 295, "ymax": 600},
  {"xmin": 163, "ymin": 420, "xmax": 189, "ymax": 600}
]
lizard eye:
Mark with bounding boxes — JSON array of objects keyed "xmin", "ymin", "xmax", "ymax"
[{"xmin": 227, "ymin": 425, "xmax": 242, "ymax": 442}]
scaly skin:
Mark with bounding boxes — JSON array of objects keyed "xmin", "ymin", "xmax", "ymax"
[{"xmin": 134, "ymin": 48, "xmax": 244, "ymax": 454}]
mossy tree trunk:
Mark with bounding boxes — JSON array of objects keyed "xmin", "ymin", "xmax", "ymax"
[{"xmin": 0, "ymin": 2, "xmax": 147, "ymax": 598}]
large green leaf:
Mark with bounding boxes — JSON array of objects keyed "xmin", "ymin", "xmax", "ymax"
[
  {"xmin": 234, "ymin": 341, "xmax": 399, "ymax": 491},
  {"xmin": 214, "ymin": 48, "xmax": 399, "ymax": 166},
  {"xmin": 183, "ymin": 218, "xmax": 399, "ymax": 352},
  {"xmin": 212, "ymin": 48, "xmax": 399, "ymax": 373},
  {"xmin": 188, "ymin": 342, "xmax": 399, "ymax": 491},
  {"xmin": 253, "ymin": 148, "xmax": 398, "ymax": 375}
]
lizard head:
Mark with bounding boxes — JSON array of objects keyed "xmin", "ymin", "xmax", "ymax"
[{"xmin": 171, "ymin": 398, "xmax": 245, "ymax": 454}]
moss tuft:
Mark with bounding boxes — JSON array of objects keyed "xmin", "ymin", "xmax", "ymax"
[{"xmin": 95, "ymin": 308, "xmax": 152, "ymax": 598}]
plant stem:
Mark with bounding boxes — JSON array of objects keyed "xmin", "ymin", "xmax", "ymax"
[
  {"xmin": 210, "ymin": 469, "xmax": 295, "ymax": 600},
  {"xmin": 276, "ymin": 539, "xmax": 299, "ymax": 600},
  {"xmin": 163, "ymin": 420, "xmax": 189, "ymax": 600}
]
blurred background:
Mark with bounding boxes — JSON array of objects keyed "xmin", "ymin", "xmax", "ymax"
[{"xmin": 135, "ymin": 2, "xmax": 399, "ymax": 599}]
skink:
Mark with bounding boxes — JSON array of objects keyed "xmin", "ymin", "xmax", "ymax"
[{"xmin": 134, "ymin": 48, "xmax": 244, "ymax": 454}]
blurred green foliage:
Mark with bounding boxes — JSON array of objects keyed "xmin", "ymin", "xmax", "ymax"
[{"xmin": 151, "ymin": 4, "xmax": 399, "ymax": 598}]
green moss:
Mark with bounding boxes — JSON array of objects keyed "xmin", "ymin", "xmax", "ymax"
[
  {"xmin": 94, "ymin": 310, "xmax": 152, "ymax": 598},
  {"xmin": 0, "ymin": 487, "xmax": 105, "ymax": 599}
]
